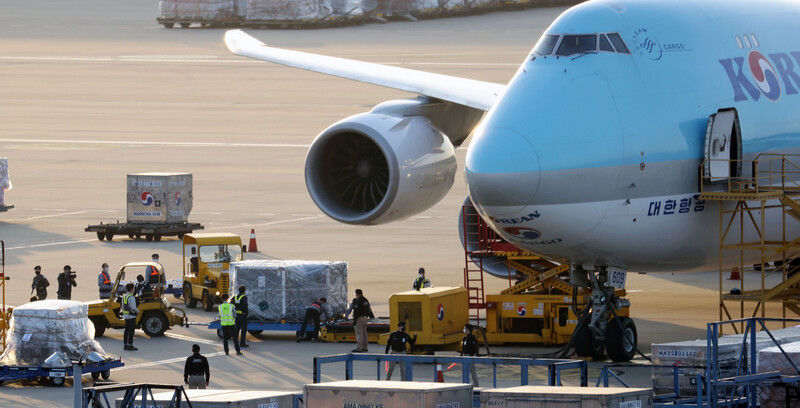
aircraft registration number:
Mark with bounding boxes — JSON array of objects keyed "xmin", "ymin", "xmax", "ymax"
[{"xmin": 609, "ymin": 267, "xmax": 627, "ymax": 289}]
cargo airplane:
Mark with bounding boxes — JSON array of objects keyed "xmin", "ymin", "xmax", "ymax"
[{"xmin": 225, "ymin": 0, "xmax": 800, "ymax": 361}]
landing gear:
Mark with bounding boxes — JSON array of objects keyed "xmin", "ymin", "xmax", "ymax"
[{"xmin": 570, "ymin": 265, "xmax": 637, "ymax": 362}]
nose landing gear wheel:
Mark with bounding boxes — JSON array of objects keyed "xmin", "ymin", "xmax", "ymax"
[
  {"xmin": 575, "ymin": 324, "xmax": 605, "ymax": 361},
  {"xmin": 606, "ymin": 317, "xmax": 638, "ymax": 362}
]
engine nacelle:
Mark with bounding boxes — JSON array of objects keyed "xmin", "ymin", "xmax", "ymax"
[{"xmin": 305, "ymin": 100, "xmax": 458, "ymax": 225}]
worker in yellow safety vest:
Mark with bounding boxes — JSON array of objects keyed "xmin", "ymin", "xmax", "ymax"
[
  {"xmin": 122, "ymin": 282, "xmax": 139, "ymax": 351},
  {"xmin": 218, "ymin": 294, "xmax": 241, "ymax": 355}
]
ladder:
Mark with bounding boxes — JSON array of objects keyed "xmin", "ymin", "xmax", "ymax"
[{"xmin": 462, "ymin": 205, "xmax": 487, "ymax": 324}]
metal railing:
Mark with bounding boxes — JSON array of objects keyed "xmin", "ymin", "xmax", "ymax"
[
  {"xmin": 700, "ymin": 154, "xmax": 800, "ymax": 195},
  {"xmin": 313, "ymin": 353, "xmax": 587, "ymax": 388}
]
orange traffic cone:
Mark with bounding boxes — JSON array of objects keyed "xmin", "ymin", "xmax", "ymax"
[
  {"xmin": 248, "ymin": 229, "xmax": 259, "ymax": 252},
  {"xmin": 435, "ymin": 364, "xmax": 444, "ymax": 382},
  {"xmin": 729, "ymin": 266, "xmax": 741, "ymax": 280}
]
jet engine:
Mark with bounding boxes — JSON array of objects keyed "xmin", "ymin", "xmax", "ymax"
[{"xmin": 305, "ymin": 98, "xmax": 465, "ymax": 225}]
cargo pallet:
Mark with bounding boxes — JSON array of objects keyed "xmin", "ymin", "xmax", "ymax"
[
  {"xmin": 85, "ymin": 221, "xmax": 204, "ymax": 242},
  {"xmin": 0, "ymin": 359, "xmax": 124, "ymax": 386}
]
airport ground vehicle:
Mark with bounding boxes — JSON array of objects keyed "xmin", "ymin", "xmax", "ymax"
[
  {"xmin": 181, "ymin": 233, "xmax": 243, "ymax": 311},
  {"xmin": 87, "ymin": 262, "xmax": 187, "ymax": 338},
  {"xmin": 85, "ymin": 220, "xmax": 203, "ymax": 241}
]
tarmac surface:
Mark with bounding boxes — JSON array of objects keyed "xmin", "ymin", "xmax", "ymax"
[{"xmin": 0, "ymin": 1, "xmax": 776, "ymax": 406}]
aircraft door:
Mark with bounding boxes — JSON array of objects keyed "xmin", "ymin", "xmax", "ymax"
[{"xmin": 703, "ymin": 109, "xmax": 742, "ymax": 182}]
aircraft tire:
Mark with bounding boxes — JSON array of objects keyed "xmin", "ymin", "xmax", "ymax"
[
  {"xmin": 606, "ymin": 317, "xmax": 637, "ymax": 362},
  {"xmin": 575, "ymin": 324, "xmax": 605, "ymax": 360}
]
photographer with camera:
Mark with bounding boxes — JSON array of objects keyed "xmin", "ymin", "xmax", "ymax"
[{"xmin": 57, "ymin": 264, "xmax": 77, "ymax": 300}]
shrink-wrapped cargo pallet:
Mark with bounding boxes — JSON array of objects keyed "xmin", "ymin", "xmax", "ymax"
[
  {"xmin": 242, "ymin": 0, "xmax": 333, "ymax": 20},
  {"xmin": 0, "ymin": 300, "xmax": 112, "ymax": 367},
  {"xmin": 758, "ymin": 340, "xmax": 800, "ymax": 408},
  {"xmin": 0, "ymin": 158, "xmax": 10, "ymax": 207},
  {"xmin": 329, "ymin": 0, "xmax": 363, "ymax": 16},
  {"xmin": 652, "ymin": 326, "xmax": 800, "ymax": 395},
  {"xmin": 159, "ymin": 0, "xmax": 235, "ymax": 20},
  {"xmin": 229, "ymin": 260, "xmax": 347, "ymax": 321}
]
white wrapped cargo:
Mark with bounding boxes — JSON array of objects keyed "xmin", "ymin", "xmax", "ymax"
[
  {"xmin": 757, "ymin": 340, "xmax": 800, "ymax": 408},
  {"xmin": 243, "ymin": 0, "xmax": 333, "ymax": 21},
  {"xmin": 159, "ymin": 0, "xmax": 235, "ymax": 20},
  {"xmin": 330, "ymin": 0, "xmax": 363, "ymax": 16},
  {"xmin": 0, "ymin": 158, "xmax": 10, "ymax": 207},
  {"xmin": 127, "ymin": 173, "xmax": 193, "ymax": 224},
  {"xmin": 228, "ymin": 260, "xmax": 347, "ymax": 321},
  {"xmin": 439, "ymin": 0, "xmax": 465, "ymax": 10},
  {"xmin": 652, "ymin": 326, "xmax": 800, "ymax": 395},
  {"xmin": 480, "ymin": 386, "xmax": 653, "ymax": 408},
  {"xmin": 0, "ymin": 300, "xmax": 112, "ymax": 367}
]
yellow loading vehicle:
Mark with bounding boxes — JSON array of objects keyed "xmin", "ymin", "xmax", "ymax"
[
  {"xmin": 181, "ymin": 233, "xmax": 243, "ymax": 311},
  {"xmin": 87, "ymin": 262, "xmax": 187, "ymax": 338},
  {"xmin": 379, "ymin": 286, "xmax": 469, "ymax": 354}
]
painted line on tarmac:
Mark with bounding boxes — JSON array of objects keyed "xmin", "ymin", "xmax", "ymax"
[
  {"xmin": 116, "ymin": 351, "xmax": 227, "ymax": 371},
  {"xmin": 16, "ymin": 210, "xmax": 88, "ymax": 221},
  {"xmin": 0, "ymin": 138, "xmax": 309, "ymax": 148},
  {"xmin": 6, "ymin": 238, "xmax": 97, "ymax": 250},
  {"xmin": 204, "ymin": 215, "xmax": 324, "ymax": 231},
  {"xmin": 165, "ymin": 332, "xmax": 220, "ymax": 346}
]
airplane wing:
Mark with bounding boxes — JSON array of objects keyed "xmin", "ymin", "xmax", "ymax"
[{"xmin": 224, "ymin": 29, "xmax": 505, "ymax": 112}]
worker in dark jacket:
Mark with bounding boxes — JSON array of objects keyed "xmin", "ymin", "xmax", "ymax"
[
  {"xmin": 297, "ymin": 297, "xmax": 328, "ymax": 342},
  {"xmin": 57, "ymin": 265, "xmax": 77, "ymax": 300},
  {"xmin": 345, "ymin": 289, "xmax": 374, "ymax": 352},
  {"xmin": 31, "ymin": 265, "xmax": 49, "ymax": 300},
  {"xmin": 385, "ymin": 321, "xmax": 417, "ymax": 380},
  {"xmin": 184, "ymin": 344, "xmax": 210, "ymax": 389},
  {"xmin": 233, "ymin": 285, "xmax": 249, "ymax": 347},
  {"xmin": 461, "ymin": 323, "xmax": 480, "ymax": 386}
]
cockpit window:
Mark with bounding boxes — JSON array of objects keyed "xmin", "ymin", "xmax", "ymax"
[
  {"xmin": 533, "ymin": 35, "xmax": 559, "ymax": 56},
  {"xmin": 534, "ymin": 32, "xmax": 631, "ymax": 57},
  {"xmin": 607, "ymin": 33, "xmax": 630, "ymax": 53},
  {"xmin": 599, "ymin": 34, "xmax": 614, "ymax": 52},
  {"xmin": 556, "ymin": 35, "xmax": 597, "ymax": 56}
]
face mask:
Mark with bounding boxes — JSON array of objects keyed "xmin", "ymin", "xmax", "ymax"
[
  {"xmin": 418, "ymin": 273, "xmax": 424, "ymax": 278},
  {"xmin": 464, "ymin": 328, "xmax": 468, "ymax": 333},
  {"xmin": 103, "ymin": 267, "xmax": 108, "ymax": 272},
  {"xmin": 152, "ymin": 259, "xmax": 158, "ymax": 262}
]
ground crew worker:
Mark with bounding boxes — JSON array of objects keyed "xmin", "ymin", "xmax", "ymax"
[
  {"xmin": 345, "ymin": 289, "xmax": 374, "ymax": 352},
  {"xmin": 385, "ymin": 321, "xmax": 417, "ymax": 381},
  {"xmin": 218, "ymin": 294, "xmax": 241, "ymax": 355},
  {"xmin": 297, "ymin": 297, "xmax": 328, "ymax": 342},
  {"xmin": 57, "ymin": 265, "xmax": 77, "ymax": 300},
  {"xmin": 146, "ymin": 254, "xmax": 161, "ymax": 285},
  {"xmin": 460, "ymin": 323, "xmax": 479, "ymax": 386},
  {"xmin": 31, "ymin": 266, "xmax": 49, "ymax": 300},
  {"xmin": 98, "ymin": 263, "xmax": 113, "ymax": 299},
  {"xmin": 184, "ymin": 344, "xmax": 210, "ymax": 389},
  {"xmin": 412, "ymin": 267, "xmax": 431, "ymax": 290},
  {"xmin": 514, "ymin": 271, "xmax": 525, "ymax": 285},
  {"xmin": 233, "ymin": 285, "xmax": 249, "ymax": 347},
  {"xmin": 122, "ymin": 282, "xmax": 139, "ymax": 351}
]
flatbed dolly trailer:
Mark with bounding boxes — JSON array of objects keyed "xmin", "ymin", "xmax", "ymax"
[
  {"xmin": 207, "ymin": 318, "xmax": 390, "ymax": 343},
  {"xmin": 0, "ymin": 358, "xmax": 124, "ymax": 386},
  {"xmin": 208, "ymin": 319, "xmax": 302, "ymax": 338},
  {"xmin": 85, "ymin": 221, "xmax": 204, "ymax": 242}
]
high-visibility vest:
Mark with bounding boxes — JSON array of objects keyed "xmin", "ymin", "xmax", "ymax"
[
  {"xmin": 122, "ymin": 294, "xmax": 132, "ymax": 315},
  {"xmin": 101, "ymin": 271, "xmax": 110, "ymax": 285},
  {"xmin": 148, "ymin": 266, "xmax": 159, "ymax": 278},
  {"xmin": 219, "ymin": 302, "xmax": 235, "ymax": 326},
  {"xmin": 234, "ymin": 294, "xmax": 245, "ymax": 314}
]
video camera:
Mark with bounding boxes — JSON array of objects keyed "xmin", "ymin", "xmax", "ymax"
[{"xmin": 67, "ymin": 270, "xmax": 77, "ymax": 279}]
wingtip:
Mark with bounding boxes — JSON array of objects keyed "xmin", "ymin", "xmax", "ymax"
[{"xmin": 224, "ymin": 29, "xmax": 265, "ymax": 55}]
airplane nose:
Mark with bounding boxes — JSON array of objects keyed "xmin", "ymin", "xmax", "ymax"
[{"xmin": 465, "ymin": 127, "xmax": 540, "ymax": 215}]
